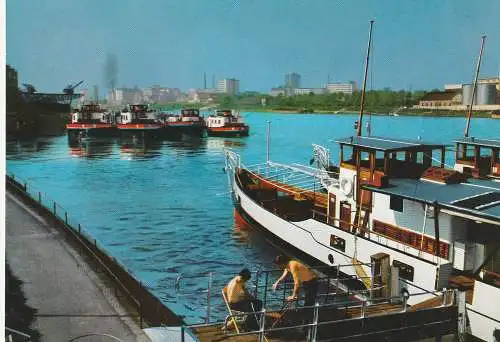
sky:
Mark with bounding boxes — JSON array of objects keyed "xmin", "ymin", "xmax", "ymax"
[{"xmin": 6, "ymin": 0, "xmax": 500, "ymax": 94}]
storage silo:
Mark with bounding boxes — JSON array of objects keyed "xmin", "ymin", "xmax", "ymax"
[
  {"xmin": 476, "ymin": 83, "xmax": 496, "ymax": 105},
  {"xmin": 462, "ymin": 84, "xmax": 474, "ymax": 105}
]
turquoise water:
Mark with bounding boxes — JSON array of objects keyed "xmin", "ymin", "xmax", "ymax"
[{"xmin": 6, "ymin": 113, "xmax": 499, "ymax": 323}]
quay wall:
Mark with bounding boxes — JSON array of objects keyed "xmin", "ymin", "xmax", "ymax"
[{"xmin": 5, "ymin": 174, "xmax": 184, "ymax": 327}]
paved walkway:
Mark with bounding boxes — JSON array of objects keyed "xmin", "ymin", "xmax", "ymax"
[{"xmin": 5, "ymin": 191, "xmax": 150, "ymax": 342}]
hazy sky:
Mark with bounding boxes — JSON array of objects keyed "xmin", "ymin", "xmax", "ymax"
[{"xmin": 6, "ymin": 0, "xmax": 500, "ymax": 94}]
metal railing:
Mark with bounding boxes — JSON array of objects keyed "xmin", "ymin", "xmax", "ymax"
[
  {"xmin": 181, "ymin": 288, "xmax": 456, "ymax": 342},
  {"xmin": 6, "ymin": 173, "xmax": 183, "ymax": 328}
]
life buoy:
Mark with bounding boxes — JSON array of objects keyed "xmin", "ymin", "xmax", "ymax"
[{"xmin": 340, "ymin": 177, "xmax": 353, "ymax": 196}]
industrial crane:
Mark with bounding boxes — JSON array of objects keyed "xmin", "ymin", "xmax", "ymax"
[{"xmin": 63, "ymin": 80, "xmax": 84, "ymax": 95}]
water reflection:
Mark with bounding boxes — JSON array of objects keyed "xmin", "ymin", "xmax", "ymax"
[
  {"xmin": 6, "ymin": 137, "xmax": 55, "ymax": 158},
  {"xmin": 68, "ymin": 138, "xmax": 114, "ymax": 159},
  {"xmin": 205, "ymin": 138, "xmax": 246, "ymax": 151},
  {"xmin": 119, "ymin": 137, "xmax": 163, "ymax": 160}
]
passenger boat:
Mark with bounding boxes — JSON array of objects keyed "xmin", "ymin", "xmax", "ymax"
[
  {"xmin": 224, "ymin": 25, "xmax": 500, "ymax": 341},
  {"xmin": 205, "ymin": 109, "xmax": 249, "ymax": 137},
  {"xmin": 117, "ymin": 104, "xmax": 163, "ymax": 137},
  {"xmin": 66, "ymin": 103, "xmax": 116, "ymax": 139},
  {"xmin": 163, "ymin": 108, "xmax": 205, "ymax": 137},
  {"xmin": 453, "ymin": 36, "xmax": 500, "ymax": 181}
]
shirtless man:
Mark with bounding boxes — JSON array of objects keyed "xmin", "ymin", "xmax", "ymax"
[
  {"xmin": 226, "ymin": 268, "xmax": 262, "ymax": 329},
  {"xmin": 272, "ymin": 255, "xmax": 318, "ymax": 306}
]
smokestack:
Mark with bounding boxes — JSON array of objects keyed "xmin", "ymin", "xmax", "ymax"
[
  {"xmin": 212, "ymin": 74, "xmax": 215, "ymax": 89},
  {"xmin": 204, "ymin": 72, "xmax": 207, "ymax": 89}
]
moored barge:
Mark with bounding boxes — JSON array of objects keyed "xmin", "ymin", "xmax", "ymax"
[
  {"xmin": 66, "ymin": 103, "xmax": 117, "ymax": 139},
  {"xmin": 205, "ymin": 109, "xmax": 249, "ymax": 137}
]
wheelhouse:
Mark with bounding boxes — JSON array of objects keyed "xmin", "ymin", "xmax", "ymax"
[{"xmin": 454, "ymin": 137, "xmax": 500, "ymax": 179}]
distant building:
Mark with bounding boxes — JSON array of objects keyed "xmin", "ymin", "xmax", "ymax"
[
  {"xmin": 78, "ymin": 89, "xmax": 90, "ymax": 104},
  {"xmin": 269, "ymin": 88, "xmax": 287, "ymax": 97},
  {"xmin": 479, "ymin": 77, "xmax": 500, "ymax": 91},
  {"xmin": 108, "ymin": 87, "xmax": 143, "ymax": 106},
  {"xmin": 188, "ymin": 88, "xmax": 221, "ymax": 103},
  {"xmin": 292, "ymin": 88, "xmax": 326, "ymax": 95},
  {"xmin": 444, "ymin": 84, "xmax": 462, "ymax": 90},
  {"xmin": 147, "ymin": 85, "xmax": 181, "ymax": 103},
  {"xmin": 418, "ymin": 89, "xmax": 462, "ymax": 108},
  {"xmin": 217, "ymin": 79, "xmax": 240, "ymax": 95},
  {"xmin": 285, "ymin": 73, "xmax": 301, "ymax": 89},
  {"xmin": 325, "ymin": 81, "xmax": 356, "ymax": 94}
]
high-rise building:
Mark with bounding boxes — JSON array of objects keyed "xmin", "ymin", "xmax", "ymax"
[
  {"xmin": 217, "ymin": 79, "xmax": 240, "ymax": 95},
  {"xmin": 285, "ymin": 73, "xmax": 301, "ymax": 89}
]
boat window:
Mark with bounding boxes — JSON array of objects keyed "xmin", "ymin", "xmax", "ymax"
[
  {"xmin": 360, "ymin": 151, "xmax": 370, "ymax": 168},
  {"xmin": 480, "ymin": 147, "xmax": 492, "ymax": 157},
  {"xmin": 416, "ymin": 152, "xmax": 424, "ymax": 164},
  {"xmin": 375, "ymin": 151, "xmax": 385, "ymax": 171},
  {"xmin": 457, "ymin": 143, "xmax": 475, "ymax": 161},
  {"xmin": 342, "ymin": 145, "xmax": 354, "ymax": 164},
  {"xmin": 330, "ymin": 234, "xmax": 346, "ymax": 252},
  {"xmin": 393, "ymin": 260, "xmax": 414, "ymax": 281},
  {"xmin": 395, "ymin": 152, "xmax": 406, "ymax": 161},
  {"xmin": 432, "ymin": 149, "xmax": 442, "ymax": 166},
  {"xmin": 390, "ymin": 195, "xmax": 403, "ymax": 212}
]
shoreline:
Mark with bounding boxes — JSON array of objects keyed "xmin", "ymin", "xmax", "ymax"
[{"xmin": 239, "ymin": 108, "xmax": 496, "ymax": 118}]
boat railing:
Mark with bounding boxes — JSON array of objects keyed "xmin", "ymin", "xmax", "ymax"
[
  {"xmin": 309, "ymin": 208, "xmax": 442, "ymax": 265},
  {"xmin": 181, "ymin": 288, "xmax": 457, "ymax": 342}
]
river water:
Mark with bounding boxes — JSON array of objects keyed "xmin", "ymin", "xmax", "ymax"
[{"xmin": 5, "ymin": 112, "xmax": 499, "ymax": 323}]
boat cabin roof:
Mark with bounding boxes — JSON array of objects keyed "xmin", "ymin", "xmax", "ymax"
[
  {"xmin": 129, "ymin": 104, "xmax": 148, "ymax": 112},
  {"xmin": 454, "ymin": 137, "xmax": 500, "ymax": 149},
  {"xmin": 181, "ymin": 108, "xmax": 199, "ymax": 114},
  {"xmin": 334, "ymin": 136, "xmax": 445, "ymax": 152},
  {"xmin": 363, "ymin": 178, "xmax": 500, "ymax": 224}
]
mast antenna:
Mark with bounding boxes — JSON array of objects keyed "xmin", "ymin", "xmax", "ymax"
[
  {"xmin": 464, "ymin": 35, "xmax": 486, "ymax": 138},
  {"xmin": 357, "ymin": 20, "xmax": 374, "ymax": 137}
]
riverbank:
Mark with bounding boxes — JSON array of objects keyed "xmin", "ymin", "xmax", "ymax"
[
  {"xmin": 239, "ymin": 107, "xmax": 495, "ymax": 118},
  {"xmin": 5, "ymin": 191, "xmax": 151, "ymax": 341}
]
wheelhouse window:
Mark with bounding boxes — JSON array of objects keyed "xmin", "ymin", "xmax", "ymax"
[
  {"xmin": 456, "ymin": 143, "xmax": 475, "ymax": 161},
  {"xmin": 360, "ymin": 151, "xmax": 370, "ymax": 168},
  {"xmin": 330, "ymin": 235, "xmax": 346, "ymax": 252},
  {"xmin": 393, "ymin": 260, "xmax": 414, "ymax": 281},
  {"xmin": 390, "ymin": 195, "xmax": 403, "ymax": 212},
  {"xmin": 375, "ymin": 151, "xmax": 385, "ymax": 171},
  {"xmin": 341, "ymin": 145, "xmax": 355, "ymax": 165}
]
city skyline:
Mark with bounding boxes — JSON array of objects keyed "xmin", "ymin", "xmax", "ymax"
[{"xmin": 6, "ymin": 0, "xmax": 500, "ymax": 94}]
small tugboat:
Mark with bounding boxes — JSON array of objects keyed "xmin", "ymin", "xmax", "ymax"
[
  {"xmin": 163, "ymin": 108, "xmax": 205, "ymax": 137},
  {"xmin": 66, "ymin": 103, "xmax": 116, "ymax": 139},
  {"xmin": 117, "ymin": 104, "xmax": 163, "ymax": 138},
  {"xmin": 205, "ymin": 109, "xmax": 249, "ymax": 137}
]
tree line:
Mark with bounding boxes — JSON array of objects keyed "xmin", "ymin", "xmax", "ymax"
[{"xmin": 218, "ymin": 89, "xmax": 429, "ymax": 112}]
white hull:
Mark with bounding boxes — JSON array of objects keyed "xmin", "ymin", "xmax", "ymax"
[{"xmin": 232, "ymin": 175, "xmax": 440, "ymax": 306}]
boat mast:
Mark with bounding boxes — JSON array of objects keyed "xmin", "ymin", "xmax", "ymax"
[
  {"xmin": 357, "ymin": 20, "xmax": 374, "ymax": 137},
  {"xmin": 464, "ymin": 35, "xmax": 486, "ymax": 138}
]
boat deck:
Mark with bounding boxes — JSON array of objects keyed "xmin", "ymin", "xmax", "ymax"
[{"xmin": 190, "ymin": 297, "xmax": 456, "ymax": 342}]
